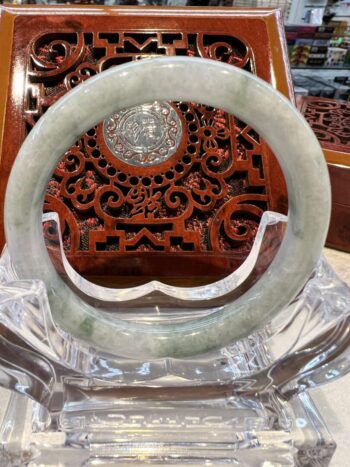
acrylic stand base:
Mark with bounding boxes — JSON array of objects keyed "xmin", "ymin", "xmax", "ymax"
[
  {"xmin": 0, "ymin": 212, "xmax": 349, "ymax": 466},
  {"xmin": 0, "ymin": 389, "xmax": 335, "ymax": 466}
]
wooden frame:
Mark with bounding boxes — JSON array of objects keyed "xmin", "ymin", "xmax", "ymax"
[{"xmin": 0, "ymin": 6, "xmax": 295, "ymax": 283}]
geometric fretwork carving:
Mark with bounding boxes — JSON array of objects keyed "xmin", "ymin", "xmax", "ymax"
[
  {"xmin": 298, "ymin": 96, "xmax": 350, "ymax": 153},
  {"xmin": 0, "ymin": 6, "xmax": 296, "ymax": 283},
  {"xmin": 25, "ymin": 32, "xmax": 268, "ymax": 255}
]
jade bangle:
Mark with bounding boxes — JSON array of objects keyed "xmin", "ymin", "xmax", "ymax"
[{"xmin": 4, "ymin": 57, "xmax": 331, "ymax": 358}]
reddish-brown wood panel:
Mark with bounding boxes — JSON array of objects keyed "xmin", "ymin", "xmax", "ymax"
[
  {"xmin": 297, "ymin": 96, "xmax": 350, "ymax": 253},
  {"xmin": 0, "ymin": 6, "xmax": 293, "ymax": 284},
  {"xmin": 297, "ymin": 96, "xmax": 350, "ymax": 154}
]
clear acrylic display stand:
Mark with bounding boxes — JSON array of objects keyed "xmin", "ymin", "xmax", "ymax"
[{"xmin": 0, "ymin": 211, "xmax": 349, "ymax": 465}]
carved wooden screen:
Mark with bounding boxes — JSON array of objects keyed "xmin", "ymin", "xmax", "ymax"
[
  {"xmin": 0, "ymin": 7, "xmax": 293, "ymax": 284},
  {"xmin": 298, "ymin": 96, "xmax": 350, "ymax": 253},
  {"xmin": 298, "ymin": 96, "xmax": 350, "ymax": 153}
]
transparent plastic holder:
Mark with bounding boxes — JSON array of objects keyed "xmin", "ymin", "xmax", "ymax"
[{"xmin": 0, "ymin": 211, "xmax": 349, "ymax": 465}]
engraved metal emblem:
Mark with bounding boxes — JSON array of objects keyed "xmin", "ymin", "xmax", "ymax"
[{"xmin": 103, "ymin": 102, "xmax": 182, "ymax": 167}]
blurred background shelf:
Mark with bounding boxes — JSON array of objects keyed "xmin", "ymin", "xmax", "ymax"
[{"xmin": 291, "ymin": 64, "xmax": 350, "ymax": 68}]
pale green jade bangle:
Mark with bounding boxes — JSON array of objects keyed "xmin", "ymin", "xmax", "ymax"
[{"xmin": 4, "ymin": 57, "xmax": 331, "ymax": 359}]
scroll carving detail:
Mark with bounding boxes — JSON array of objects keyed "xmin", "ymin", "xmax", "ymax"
[
  {"xmin": 25, "ymin": 32, "xmax": 268, "ymax": 262},
  {"xmin": 299, "ymin": 97, "xmax": 350, "ymax": 152}
]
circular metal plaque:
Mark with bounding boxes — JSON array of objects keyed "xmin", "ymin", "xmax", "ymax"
[{"xmin": 103, "ymin": 101, "xmax": 182, "ymax": 167}]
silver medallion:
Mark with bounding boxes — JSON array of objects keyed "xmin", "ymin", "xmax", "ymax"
[{"xmin": 103, "ymin": 101, "xmax": 183, "ymax": 167}]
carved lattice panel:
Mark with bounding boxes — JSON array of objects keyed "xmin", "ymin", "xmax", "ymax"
[
  {"xmin": 298, "ymin": 96, "xmax": 350, "ymax": 153},
  {"xmin": 297, "ymin": 96, "xmax": 350, "ymax": 253},
  {"xmin": 0, "ymin": 7, "xmax": 292, "ymax": 283}
]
